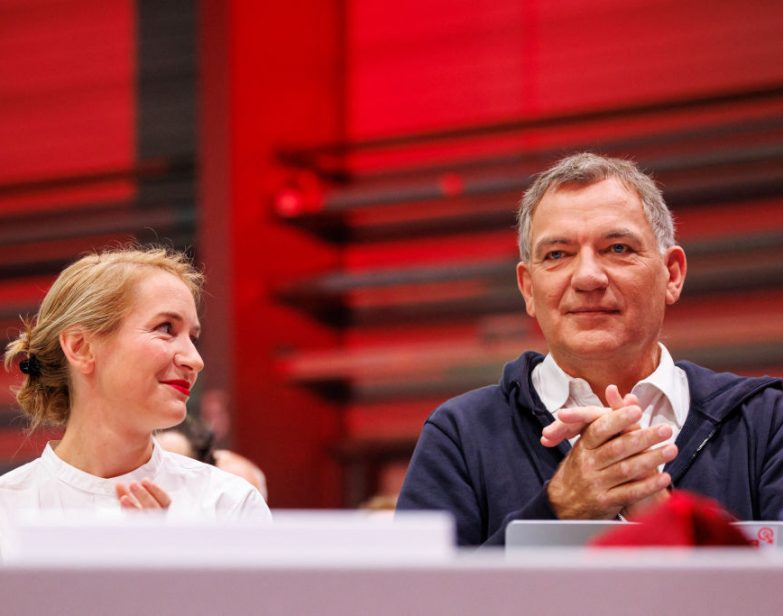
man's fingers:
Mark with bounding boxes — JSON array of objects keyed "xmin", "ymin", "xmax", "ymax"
[
  {"xmin": 540, "ymin": 406, "xmax": 609, "ymax": 447},
  {"xmin": 556, "ymin": 406, "xmax": 609, "ymax": 424},
  {"xmin": 540, "ymin": 388, "xmax": 648, "ymax": 450},
  {"xmin": 541, "ymin": 420, "xmax": 589, "ymax": 447},
  {"xmin": 540, "ymin": 397, "xmax": 644, "ymax": 448},
  {"xmin": 579, "ymin": 405, "xmax": 643, "ymax": 449},
  {"xmin": 607, "ymin": 471, "xmax": 673, "ymax": 507},
  {"xmin": 623, "ymin": 393, "xmax": 640, "ymax": 407},
  {"xmin": 594, "ymin": 424, "xmax": 674, "ymax": 470},
  {"xmin": 622, "ymin": 487, "xmax": 671, "ymax": 520},
  {"xmin": 544, "ymin": 397, "xmax": 678, "ymax": 519},
  {"xmin": 541, "ymin": 429, "xmax": 578, "ymax": 447},
  {"xmin": 605, "ymin": 385, "xmax": 623, "ymax": 410},
  {"xmin": 602, "ymin": 443, "xmax": 678, "ymax": 486},
  {"xmin": 605, "ymin": 384, "xmax": 640, "ymax": 411}
]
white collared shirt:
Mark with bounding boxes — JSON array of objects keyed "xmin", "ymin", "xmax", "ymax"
[
  {"xmin": 0, "ymin": 439, "xmax": 273, "ymax": 558},
  {"xmin": 0, "ymin": 438, "xmax": 271, "ymax": 521},
  {"xmin": 531, "ymin": 343, "xmax": 690, "ymax": 447}
]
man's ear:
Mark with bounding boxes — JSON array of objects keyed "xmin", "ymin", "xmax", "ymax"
[
  {"xmin": 664, "ymin": 245, "xmax": 687, "ymax": 305},
  {"xmin": 516, "ymin": 262, "xmax": 536, "ymax": 318},
  {"xmin": 59, "ymin": 327, "xmax": 96, "ymax": 375}
]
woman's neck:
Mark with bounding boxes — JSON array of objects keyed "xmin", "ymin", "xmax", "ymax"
[{"xmin": 54, "ymin": 412, "xmax": 153, "ymax": 478}]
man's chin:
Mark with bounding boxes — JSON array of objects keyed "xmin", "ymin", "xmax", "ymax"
[{"xmin": 557, "ymin": 333, "xmax": 625, "ymax": 359}]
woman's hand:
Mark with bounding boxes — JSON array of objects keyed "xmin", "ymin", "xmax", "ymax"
[{"xmin": 115, "ymin": 478, "xmax": 171, "ymax": 509}]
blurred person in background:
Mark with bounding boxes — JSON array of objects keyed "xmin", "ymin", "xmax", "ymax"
[
  {"xmin": 397, "ymin": 153, "xmax": 783, "ymax": 546},
  {"xmin": 157, "ymin": 418, "xmax": 269, "ymax": 502},
  {"xmin": 156, "ymin": 417, "xmax": 218, "ymax": 465},
  {"xmin": 0, "ymin": 246, "xmax": 271, "ymax": 530}
]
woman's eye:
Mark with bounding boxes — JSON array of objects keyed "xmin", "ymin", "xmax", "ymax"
[{"xmin": 157, "ymin": 322, "xmax": 174, "ymax": 335}]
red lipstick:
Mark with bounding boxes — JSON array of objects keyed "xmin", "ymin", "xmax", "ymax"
[{"xmin": 161, "ymin": 380, "xmax": 191, "ymax": 396}]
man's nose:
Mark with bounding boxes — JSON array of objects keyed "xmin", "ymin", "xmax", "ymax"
[{"xmin": 571, "ymin": 250, "xmax": 609, "ymax": 291}]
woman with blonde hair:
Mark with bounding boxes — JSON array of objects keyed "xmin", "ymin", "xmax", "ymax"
[{"xmin": 0, "ymin": 246, "xmax": 270, "ymax": 520}]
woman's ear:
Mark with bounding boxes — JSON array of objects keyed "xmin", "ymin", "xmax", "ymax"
[{"xmin": 59, "ymin": 327, "xmax": 96, "ymax": 375}]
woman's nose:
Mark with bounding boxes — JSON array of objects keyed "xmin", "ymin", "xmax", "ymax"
[{"xmin": 176, "ymin": 338, "xmax": 205, "ymax": 374}]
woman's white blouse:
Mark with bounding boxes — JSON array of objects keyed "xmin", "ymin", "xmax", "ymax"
[{"xmin": 0, "ymin": 439, "xmax": 272, "ymax": 521}]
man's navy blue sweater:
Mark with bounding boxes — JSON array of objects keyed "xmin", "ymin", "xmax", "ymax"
[{"xmin": 396, "ymin": 352, "xmax": 783, "ymax": 546}]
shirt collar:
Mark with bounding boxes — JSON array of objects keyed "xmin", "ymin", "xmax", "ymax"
[
  {"xmin": 632, "ymin": 343, "xmax": 688, "ymax": 427},
  {"xmin": 42, "ymin": 438, "xmax": 163, "ymax": 496},
  {"xmin": 532, "ymin": 343, "xmax": 687, "ymax": 425},
  {"xmin": 533, "ymin": 352, "xmax": 582, "ymax": 413}
]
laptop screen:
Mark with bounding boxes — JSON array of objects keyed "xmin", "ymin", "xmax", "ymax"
[{"xmin": 506, "ymin": 520, "xmax": 783, "ymax": 548}]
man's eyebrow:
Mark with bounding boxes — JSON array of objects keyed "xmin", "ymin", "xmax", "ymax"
[
  {"xmin": 604, "ymin": 229, "xmax": 643, "ymax": 242},
  {"xmin": 533, "ymin": 237, "xmax": 574, "ymax": 254}
]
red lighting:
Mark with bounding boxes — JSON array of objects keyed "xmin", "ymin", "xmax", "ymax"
[
  {"xmin": 275, "ymin": 188, "xmax": 305, "ymax": 217},
  {"xmin": 439, "ymin": 172, "xmax": 463, "ymax": 197}
]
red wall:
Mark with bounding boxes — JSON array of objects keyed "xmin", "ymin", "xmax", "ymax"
[
  {"xmin": 0, "ymin": 0, "xmax": 135, "ymax": 211},
  {"xmin": 347, "ymin": 0, "xmax": 783, "ymax": 137},
  {"xmin": 199, "ymin": 0, "xmax": 344, "ymax": 507}
]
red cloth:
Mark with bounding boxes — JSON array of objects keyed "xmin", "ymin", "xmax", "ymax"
[{"xmin": 590, "ymin": 491, "xmax": 752, "ymax": 547}]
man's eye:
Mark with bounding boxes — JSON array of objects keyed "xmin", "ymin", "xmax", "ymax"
[
  {"xmin": 609, "ymin": 244, "xmax": 630, "ymax": 254},
  {"xmin": 544, "ymin": 250, "xmax": 565, "ymax": 260}
]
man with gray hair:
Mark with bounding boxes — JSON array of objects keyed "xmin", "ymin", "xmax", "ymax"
[{"xmin": 397, "ymin": 153, "xmax": 783, "ymax": 546}]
